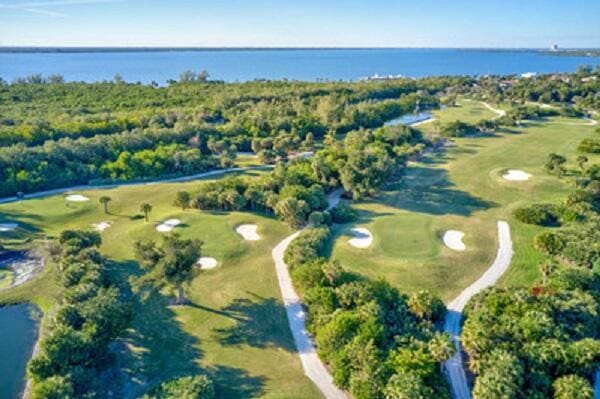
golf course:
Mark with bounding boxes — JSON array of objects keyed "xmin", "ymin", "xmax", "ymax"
[{"xmin": 1, "ymin": 75, "xmax": 599, "ymax": 399}]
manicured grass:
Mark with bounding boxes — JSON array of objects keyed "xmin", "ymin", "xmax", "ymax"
[
  {"xmin": 0, "ymin": 168, "xmax": 321, "ymax": 399},
  {"xmin": 331, "ymin": 102, "xmax": 599, "ymax": 301},
  {"xmin": 418, "ymin": 99, "xmax": 497, "ymax": 136}
]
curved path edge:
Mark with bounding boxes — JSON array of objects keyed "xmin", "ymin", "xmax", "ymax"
[
  {"xmin": 272, "ymin": 190, "xmax": 347, "ymax": 399},
  {"xmin": 0, "ymin": 165, "xmax": 274, "ymax": 205},
  {"xmin": 443, "ymin": 220, "xmax": 513, "ymax": 399}
]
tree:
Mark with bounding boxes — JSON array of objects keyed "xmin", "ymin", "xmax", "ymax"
[
  {"xmin": 427, "ymin": 332, "xmax": 456, "ymax": 365},
  {"xmin": 544, "ymin": 153, "xmax": 567, "ymax": 177},
  {"xmin": 135, "ymin": 234, "xmax": 202, "ymax": 305},
  {"xmin": 275, "ymin": 198, "xmax": 309, "ymax": 227},
  {"xmin": 143, "ymin": 375, "xmax": 214, "ymax": 399},
  {"xmin": 174, "ymin": 191, "xmax": 191, "ymax": 210},
  {"xmin": 99, "ymin": 196, "xmax": 112, "ymax": 214},
  {"xmin": 553, "ymin": 375, "xmax": 593, "ymax": 399},
  {"xmin": 408, "ymin": 290, "xmax": 446, "ymax": 321},
  {"xmin": 140, "ymin": 203, "xmax": 152, "ymax": 222},
  {"xmin": 384, "ymin": 371, "xmax": 433, "ymax": 399}
]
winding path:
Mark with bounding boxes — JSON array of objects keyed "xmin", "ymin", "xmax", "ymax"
[
  {"xmin": 0, "ymin": 165, "xmax": 274, "ymax": 205},
  {"xmin": 272, "ymin": 190, "xmax": 347, "ymax": 399},
  {"xmin": 481, "ymin": 102, "xmax": 507, "ymax": 120},
  {"xmin": 443, "ymin": 221, "xmax": 514, "ymax": 399}
]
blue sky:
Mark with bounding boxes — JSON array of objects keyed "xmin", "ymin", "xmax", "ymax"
[{"xmin": 1, "ymin": 0, "xmax": 599, "ymax": 47}]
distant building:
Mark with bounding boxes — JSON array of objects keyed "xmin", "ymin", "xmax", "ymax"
[{"xmin": 521, "ymin": 72, "xmax": 537, "ymax": 79}]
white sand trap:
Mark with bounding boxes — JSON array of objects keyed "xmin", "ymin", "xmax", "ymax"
[
  {"xmin": 348, "ymin": 227, "xmax": 373, "ymax": 249},
  {"xmin": 156, "ymin": 218, "xmax": 181, "ymax": 232},
  {"xmin": 197, "ymin": 257, "xmax": 218, "ymax": 270},
  {"xmin": 443, "ymin": 230, "xmax": 466, "ymax": 251},
  {"xmin": 0, "ymin": 223, "xmax": 18, "ymax": 232},
  {"xmin": 502, "ymin": 169, "xmax": 531, "ymax": 181},
  {"xmin": 92, "ymin": 222, "xmax": 111, "ymax": 232},
  {"xmin": 236, "ymin": 224, "xmax": 261, "ymax": 241},
  {"xmin": 65, "ymin": 194, "xmax": 90, "ymax": 202}
]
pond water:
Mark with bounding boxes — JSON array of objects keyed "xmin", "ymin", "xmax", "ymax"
[
  {"xmin": 0, "ymin": 304, "xmax": 40, "ymax": 399},
  {"xmin": 384, "ymin": 111, "xmax": 432, "ymax": 126}
]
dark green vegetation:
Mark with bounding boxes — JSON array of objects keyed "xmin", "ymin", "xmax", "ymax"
[
  {"xmin": 285, "ymin": 227, "xmax": 454, "ymax": 398},
  {"xmin": 142, "ymin": 375, "xmax": 214, "ymax": 399},
  {"xmin": 462, "ymin": 150, "xmax": 600, "ymax": 398},
  {"xmin": 27, "ymin": 230, "xmax": 131, "ymax": 398},
  {"xmin": 0, "ymin": 76, "xmax": 457, "ymax": 197},
  {"xmin": 193, "ymin": 123, "xmax": 424, "ymax": 226}
]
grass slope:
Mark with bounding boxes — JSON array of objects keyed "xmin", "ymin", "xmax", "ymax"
[{"xmin": 0, "ymin": 169, "xmax": 321, "ymax": 399}]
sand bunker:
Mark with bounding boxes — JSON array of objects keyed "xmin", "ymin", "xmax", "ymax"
[
  {"xmin": 156, "ymin": 219, "xmax": 181, "ymax": 232},
  {"xmin": 502, "ymin": 169, "xmax": 531, "ymax": 181},
  {"xmin": 197, "ymin": 257, "xmax": 218, "ymax": 270},
  {"xmin": 443, "ymin": 230, "xmax": 466, "ymax": 251},
  {"xmin": 348, "ymin": 227, "xmax": 373, "ymax": 248},
  {"xmin": 65, "ymin": 194, "xmax": 90, "ymax": 202},
  {"xmin": 92, "ymin": 222, "xmax": 111, "ymax": 232},
  {"xmin": 236, "ymin": 224, "xmax": 261, "ymax": 241},
  {"xmin": 0, "ymin": 223, "xmax": 18, "ymax": 232}
]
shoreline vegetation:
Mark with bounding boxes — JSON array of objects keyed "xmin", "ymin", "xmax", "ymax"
[{"xmin": 0, "ymin": 69, "xmax": 599, "ymax": 398}]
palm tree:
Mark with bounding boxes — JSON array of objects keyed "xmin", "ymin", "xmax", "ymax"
[
  {"xmin": 140, "ymin": 203, "xmax": 152, "ymax": 222},
  {"xmin": 99, "ymin": 196, "xmax": 112, "ymax": 214}
]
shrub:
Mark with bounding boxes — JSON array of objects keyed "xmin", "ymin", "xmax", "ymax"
[
  {"xmin": 439, "ymin": 120, "xmax": 479, "ymax": 137},
  {"xmin": 329, "ymin": 203, "xmax": 358, "ymax": 224},
  {"xmin": 144, "ymin": 375, "xmax": 214, "ymax": 399},
  {"xmin": 577, "ymin": 138, "xmax": 600, "ymax": 154},
  {"xmin": 513, "ymin": 203, "xmax": 560, "ymax": 226},
  {"xmin": 534, "ymin": 232, "xmax": 566, "ymax": 256},
  {"xmin": 552, "ymin": 375, "xmax": 593, "ymax": 399}
]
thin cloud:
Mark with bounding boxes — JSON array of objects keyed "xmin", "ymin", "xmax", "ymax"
[{"xmin": 0, "ymin": 0, "xmax": 122, "ymax": 17}]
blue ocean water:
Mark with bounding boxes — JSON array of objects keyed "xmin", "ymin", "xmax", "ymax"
[{"xmin": 0, "ymin": 48, "xmax": 599, "ymax": 83}]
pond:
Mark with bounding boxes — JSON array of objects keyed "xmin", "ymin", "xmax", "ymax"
[
  {"xmin": 0, "ymin": 304, "xmax": 40, "ymax": 399},
  {"xmin": 384, "ymin": 111, "xmax": 432, "ymax": 126}
]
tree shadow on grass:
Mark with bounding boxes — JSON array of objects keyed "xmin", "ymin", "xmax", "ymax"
[
  {"xmin": 113, "ymin": 260, "xmax": 203, "ymax": 397},
  {"xmin": 210, "ymin": 365, "xmax": 266, "ymax": 398},
  {"xmin": 375, "ymin": 167, "xmax": 495, "ymax": 216},
  {"xmin": 211, "ymin": 292, "xmax": 297, "ymax": 352}
]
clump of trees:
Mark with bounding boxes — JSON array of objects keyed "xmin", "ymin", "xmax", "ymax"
[
  {"xmin": 461, "ymin": 268, "xmax": 600, "ymax": 399},
  {"xmin": 439, "ymin": 120, "xmax": 480, "ymax": 137},
  {"xmin": 143, "ymin": 375, "xmax": 214, "ymax": 399},
  {"xmin": 27, "ymin": 230, "xmax": 132, "ymax": 398},
  {"xmin": 135, "ymin": 233, "xmax": 202, "ymax": 305},
  {"xmin": 284, "ymin": 226, "xmax": 452, "ymax": 398},
  {"xmin": 578, "ymin": 138, "xmax": 600, "ymax": 154},
  {"xmin": 513, "ymin": 203, "xmax": 562, "ymax": 226}
]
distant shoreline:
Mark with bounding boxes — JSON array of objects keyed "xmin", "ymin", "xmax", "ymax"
[{"xmin": 1, "ymin": 46, "xmax": 599, "ymax": 55}]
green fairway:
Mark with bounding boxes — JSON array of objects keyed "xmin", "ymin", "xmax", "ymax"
[
  {"xmin": 331, "ymin": 103, "xmax": 599, "ymax": 301},
  {"xmin": 0, "ymin": 169, "xmax": 321, "ymax": 399}
]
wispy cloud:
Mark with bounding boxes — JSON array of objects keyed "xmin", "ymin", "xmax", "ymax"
[{"xmin": 0, "ymin": 0, "xmax": 122, "ymax": 17}]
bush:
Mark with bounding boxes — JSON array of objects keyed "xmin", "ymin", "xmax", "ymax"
[
  {"xmin": 553, "ymin": 375, "xmax": 593, "ymax": 399},
  {"xmin": 534, "ymin": 232, "xmax": 566, "ymax": 256},
  {"xmin": 144, "ymin": 375, "xmax": 214, "ymax": 399},
  {"xmin": 577, "ymin": 138, "xmax": 600, "ymax": 154},
  {"xmin": 284, "ymin": 227, "xmax": 330, "ymax": 269},
  {"xmin": 329, "ymin": 203, "xmax": 358, "ymax": 224},
  {"xmin": 439, "ymin": 120, "xmax": 479, "ymax": 137},
  {"xmin": 513, "ymin": 203, "xmax": 560, "ymax": 226}
]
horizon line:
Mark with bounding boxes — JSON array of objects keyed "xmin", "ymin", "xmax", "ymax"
[{"xmin": 1, "ymin": 45, "xmax": 600, "ymax": 53}]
